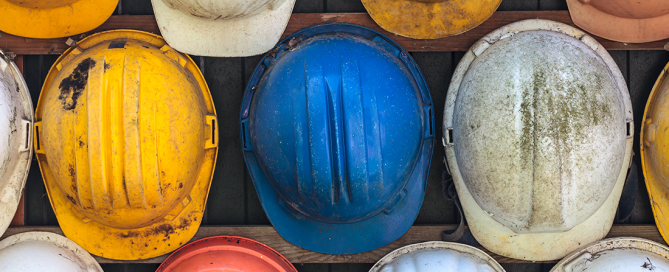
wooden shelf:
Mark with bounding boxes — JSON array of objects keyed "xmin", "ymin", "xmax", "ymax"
[
  {"xmin": 1, "ymin": 11, "xmax": 668, "ymax": 55},
  {"xmin": 2, "ymin": 224, "xmax": 664, "ymax": 264}
]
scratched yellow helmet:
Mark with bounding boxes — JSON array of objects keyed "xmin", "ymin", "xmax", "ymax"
[
  {"xmin": 361, "ymin": 0, "xmax": 502, "ymax": 39},
  {"xmin": 34, "ymin": 30, "xmax": 218, "ymax": 260},
  {"xmin": 0, "ymin": 0, "xmax": 119, "ymax": 38},
  {"xmin": 642, "ymin": 62, "xmax": 669, "ymax": 247}
]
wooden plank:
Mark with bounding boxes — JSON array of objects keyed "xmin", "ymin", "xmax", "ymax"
[
  {"xmin": 9, "ymin": 55, "xmax": 24, "ymax": 226},
  {"xmin": 2, "ymin": 225, "xmax": 664, "ymax": 264},
  {"xmin": 1, "ymin": 11, "xmax": 668, "ymax": 55}
]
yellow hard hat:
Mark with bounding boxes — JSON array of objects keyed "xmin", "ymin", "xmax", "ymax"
[
  {"xmin": 642, "ymin": 62, "xmax": 669, "ymax": 246},
  {"xmin": 361, "ymin": 0, "xmax": 502, "ymax": 39},
  {"xmin": 34, "ymin": 30, "xmax": 218, "ymax": 260},
  {"xmin": 0, "ymin": 0, "xmax": 118, "ymax": 38}
]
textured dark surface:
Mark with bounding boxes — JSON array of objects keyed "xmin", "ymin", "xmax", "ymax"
[{"xmin": 18, "ymin": 0, "xmax": 668, "ymax": 271}]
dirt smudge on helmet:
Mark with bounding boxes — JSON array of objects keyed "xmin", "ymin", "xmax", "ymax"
[
  {"xmin": 117, "ymin": 216, "xmax": 193, "ymax": 241},
  {"xmin": 58, "ymin": 58, "xmax": 96, "ymax": 111}
]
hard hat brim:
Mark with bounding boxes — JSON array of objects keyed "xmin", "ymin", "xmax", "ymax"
[
  {"xmin": 34, "ymin": 30, "xmax": 217, "ymax": 260},
  {"xmin": 246, "ymin": 144, "xmax": 429, "ymax": 254},
  {"xmin": 0, "ymin": 0, "xmax": 118, "ymax": 39},
  {"xmin": 241, "ymin": 23, "xmax": 433, "ymax": 255},
  {"xmin": 567, "ymin": 0, "xmax": 669, "ymax": 43},
  {"xmin": 443, "ymin": 19, "xmax": 633, "ymax": 261},
  {"xmin": 151, "ymin": 0, "xmax": 296, "ymax": 57},
  {"xmin": 361, "ymin": 0, "xmax": 502, "ymax": 39}
]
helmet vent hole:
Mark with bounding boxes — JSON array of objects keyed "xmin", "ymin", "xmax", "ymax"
[
  {"xmin": 35, "ymin": 125, "xmax": 40, "ymax": 151},
  {"xmin": 447, "ymin": 128, "xmax": 454, "ymax": 145},
  {"xmin": 242, "ymin": 122, "xmax": 247, "ymax": 149},
  {"xmin": 24, "ymin": 122, "xmax": 29, "ymax": 149},
  {"xmin": 428, "ymin": 108, "xmax": 433, "ymax": 136},
  {"xmin": 627, "ymin": 120, "xmax": 632, "ymax": 138},
  {"xmin": 211, "ymin": 119, "xmax": 216, "ymax": 145}
]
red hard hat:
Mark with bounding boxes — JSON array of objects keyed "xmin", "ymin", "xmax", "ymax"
[{"xmin": 156, "ymin": 236, "xmax": 297, "ymax": 272}]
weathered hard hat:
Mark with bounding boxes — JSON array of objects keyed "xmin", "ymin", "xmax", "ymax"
[
  {"xmin": 361, "ymin": 0, "xmax": 502, "ymax": 39},
  {"xmin": 151, "ymin": 0, "xmax": 296, "ymax": 57},
  {"xmin": 0, "ymin": 0, "xmax": 118, "ymax": 39},
  {"xmin": 369, "ymin": 241, "xmax": 504, "ymax": 272},
  {"xmin": 157, "ymin": 236, "xmax": 297, "ymax": 271},
  {"xmin": 567, "ymin": 0, "xmax": 669, "ymax": 43},
  {"xmin": 241, "ymin": 23, "xmax": 434, "ymax": 254},
  {"xmin": 0, "ymin": 231, "xmax": 102, "ymax": 271},
  {"xmin": 34, "ymin": 30, "xmax": 218, "ymax": 260},
  {"xmin": 641, "ymin": 61, "xmax": 669, "ymax": 246},
  {"xmin": 0, "ymin": 50, "xmax": 32, "ymax": 237},
  {"xmin": 443, "ymin": 19, "xmax": 633, "ymax": 261},
  {"xmin": 551, "ymin": 237, "xmax": 669, "ymax": 271}
]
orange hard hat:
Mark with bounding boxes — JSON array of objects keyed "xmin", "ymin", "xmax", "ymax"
[
  {"xmin": 156, "ymin": 236, "xmax": 297, "ymax": 272},
  {"xmin": 567, "ymin": 0, "xmax": 669, "ymax": 43}
]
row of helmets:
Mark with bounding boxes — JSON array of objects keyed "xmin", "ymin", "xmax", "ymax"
[
  {"xmin": 2, "ymin": 232, "xmax": 669, "ymax": 271},
  {"xmin": 2, "ymin": 0, "xmax": 669, "ymax": 56},
  {"xmin": 1, "ymin": 0, "xmax": 669, "ymax": 267}
]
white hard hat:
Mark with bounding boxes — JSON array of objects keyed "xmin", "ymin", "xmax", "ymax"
[
  {"xmin": 369, "ymin": 242, "xmax": 504, "ymax": 272},
  {"xmin": 0, "ymin": 50, "xmax": 32, "ymax": 237},
  {"xmin": 551, "ymin": 237, "xmax": 669, "ymax": 271},
  {"xmin": 0, "ymin": 232, "xmax": 102, "ymax": 271},
  {"xmin": 151, "ymin": 0, "xmax": 296, "ymax": 57},
  {"xmin": 443, "ymin": 19, "xmax": 633, "ymax": 261}
]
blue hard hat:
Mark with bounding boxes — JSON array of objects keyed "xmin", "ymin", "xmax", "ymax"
[{"xmin": 240, "ymin": 23, "xmax": 434, "ymax": 254}]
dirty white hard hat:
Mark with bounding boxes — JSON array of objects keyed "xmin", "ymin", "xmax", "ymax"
[
  {"xmin": 0, "ymin": 232, "xmax": 102, "ymax": 271},
  {"xmin": 443, "ymin": 19, "xmax": 633, "ymax": 261},
  {"xmin": 369, "ymin": 241, "xmax": 505, "ymax": 272},
  {"xmin": 151, "ymin": 0, "xmax": 296, "ymax": 57},
  {"xmin": 0, "ymin": 50, "xmax": 32, "ymax": 237},
  {"xmin": 551, "ymin": 237, "xmax": 669, "ymax": 271}
]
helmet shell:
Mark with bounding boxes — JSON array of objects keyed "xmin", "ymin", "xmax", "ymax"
[
  {"xmin": 151, "ymin": 0, "xmax": 296, "ymax": 56},
  {"xmin": 157, "ymin": 236, "xmax": 297, "ymax": 272},
  {"xmin": 362, "ymin": 0, "xmax": 502, "ymax": 39},
  {"xmin": 567, "ymin": 0, "xmax": 669, "ymax": 42},
  {"xmin": 641, "ymin": 62, "xmax": 669, "ymax": 247},
  {"xmin": 241, "ymin": 23, "xmax": 433, "ymax": 254},
  {"xmin": 35, "ymin": 30, "xmax": 218, "ymax": 260},
  {"xmin": 0, "ymin": 0, "xmax": 118, "ymax": 38},
  {"xmin": 551, "ymin": 237, "xmax": 669, "ymax": 272},
  {"xmin": 0, "ymin": 50, "xmax": 32, "ymax": 238},
  {"xmin": 443, "ymin": 19, "xmax": 633, "ymax": 261},
  {"xmin": 369, "ymin": 242, "xmax": 505, "ymax": 272},
  {"xmin": 0, "ymin": 232, "xmax": 102, "ymax": 272}
]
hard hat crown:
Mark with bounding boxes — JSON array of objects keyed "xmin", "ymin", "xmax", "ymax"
[
  {"xmin": 4, "ymin": 0, "xmax": 79, "ymax": 8},
  {"xmin": 162, "ymin": 0, "xmax": 286, "ymax": 20},
  {"xmin": 0, "ymin": 232, "xmax": 102, "ymax": 272},
  {"xmin": 453, "ymin": 29, "xmax": 627, "ymax": 233},
  {"xmin": 0, "ymin": 51, "xmax": 32, "ymax": 238},
  {"xmin": 157, "ymin": 236, "xmax": 297, "ymax": 272},
  {"xmin": 248, "ymin": 33, "xmax": 427, "ymax": 224},
  {"xmin": 584, "ymin": 0, "xmax": 669, "ymax": 19},
  {"xmin": 370, "ymin": 242, "xmax": 504, "ymax": 272},
  {"xmin": 35, "ymin": 30, "xmax": 217, "ymax": 260},
  {"xmin": 39, "ymin": 37, "xmax": 209, "ymax": 229},
  {"xmin": 551, "ymin": 238, "xmax": 669, "ymax": 272}
]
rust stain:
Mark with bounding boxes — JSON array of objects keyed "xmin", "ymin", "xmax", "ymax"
[{"xmin": 58, "ymin": 57, "xmax": 95, "ymax": 110}]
